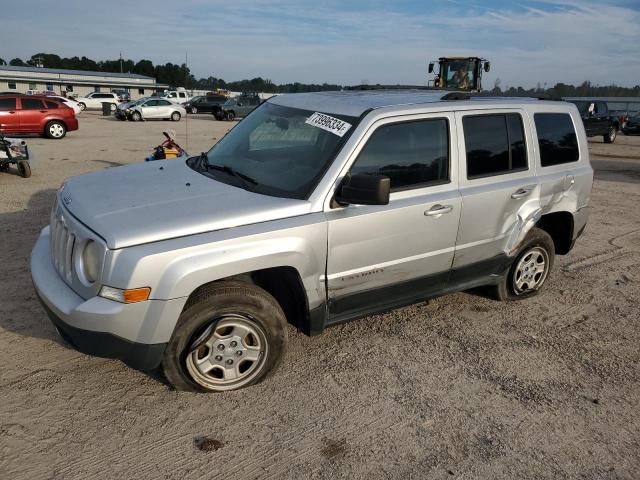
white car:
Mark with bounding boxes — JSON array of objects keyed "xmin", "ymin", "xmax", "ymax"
[
  {"xmin": 49, "ymin": 96, "xmax": 82, "ymax": 115},
  {"xmin": 75, "ymin": 92, "xmax": 120, "ymax": 112},
  {"xmin": 129, "ymin": 98, "xmax": 186, "ymax": 121}
]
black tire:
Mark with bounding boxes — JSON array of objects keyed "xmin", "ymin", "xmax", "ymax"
[
  {"xmin": 78, "ymin": 102, "xmax": 86, "ymax": 111},
  {"xmin": 191, "ymin": 106, "xmax": 197, "ymax": 114},
  {"xmin": 603, "ymin": 126, "xmax": 617, "ymax": 144},
  {"xmin": 0, "ymin": 163, "xmax": 9, "ymax": 173},
  {"xmin": 131, "ymin": 111, "xmax": 142, "ymax": 122},
  {"xmin": 488, "ymin": 227, "xmax": 555, "ymax": 301},
  {"xmin": 45, "ymin": 120, "xmax": 67, "ymax": 139},
  {"xmin": 162, "ymin": 281, "xmax": 288, "ymax": 392},
  {"xmin": 109, "ymin": 103, "xmax": 117, "ymax": 113},
  {"xmin": 226, "ymin": 111, "xmax": 236, "ymax": 121},
  {"xmin": 171, "ymin": 111, "xmax": 181, "ymax": 122},
  {"xmin": 214, "ymin": 113, "xmax": 224, "ymax": 121},
  {"xmin": 17, "ymin": 160, "xmax": 31, "ymax": 178}
]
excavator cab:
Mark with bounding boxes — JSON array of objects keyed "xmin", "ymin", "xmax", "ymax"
[{"xmin": 428, "ymin": 57, "xmax": 490, "ymax": 92}]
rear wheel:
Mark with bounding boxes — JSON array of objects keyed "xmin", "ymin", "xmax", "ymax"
[
  {"xmin": 488, "ymin": 227, "xmax": 555, "ymax": 301},
  {"xmin": 45, "ymin": 121, "xmax": 67, "ymax": 139},
  {"xmin": 171, "ymin": 111, "xmax": 181, "ymax": 122},
  {"xmin": 17, "ymin": 160, "xmax": 31, "ymax": 178},
  {"xmin": 162, "ymin": 281, "xmax": 288, "ymax": 392},
  {"xmin": 603, "ymin": 126, "xmax": 617, "ymax": 144}
]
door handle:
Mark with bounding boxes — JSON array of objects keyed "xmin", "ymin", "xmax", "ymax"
[
  {"xmin": 8, "ymin": 111, "xmax": 16, "ymax": 114},
  {"xmin": 39, "ymin": 110, "xmax": 48, "ymax": 113},
  {"xmin": 511, "ymin": 185, "xmax": 536, "ymax": 199},
  {"xmin": 424, "ymin": 204, "xmax": 453, "ymax": 216}
]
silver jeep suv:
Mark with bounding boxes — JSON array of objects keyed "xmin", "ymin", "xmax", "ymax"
[{"xmin": 31, "ymin": 90, "xmax": 593, "ymax": 392}]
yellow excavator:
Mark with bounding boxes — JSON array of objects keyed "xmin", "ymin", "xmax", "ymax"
[{"xmin": 429, "ymin": 57, "xmax": 490, "ymax": 92}]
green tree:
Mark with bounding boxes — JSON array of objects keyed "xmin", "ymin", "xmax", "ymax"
[
  {"xmin": 9, "ymin": 58, "xmax": 26, "ymax": 66},
  {"xmin": 0, "ymin": 58, "xmax": 6, "ymax": 66}
]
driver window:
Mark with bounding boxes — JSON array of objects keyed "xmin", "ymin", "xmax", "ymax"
[{"xmin": 350, "ymin": 119, "xmax": 450, "ymax": 191}]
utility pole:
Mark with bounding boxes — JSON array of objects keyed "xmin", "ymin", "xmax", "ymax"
[{"xmin": 119, "ymin": 52, "xmax": 123, "ymax": 73}]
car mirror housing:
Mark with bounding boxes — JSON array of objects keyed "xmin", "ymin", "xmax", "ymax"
[{"xmin": 335, "ymin": 173, "xmax": 390, "ymax": 206}]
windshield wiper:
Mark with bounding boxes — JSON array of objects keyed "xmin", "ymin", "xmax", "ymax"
[{"xmin": 205, "ymin": 162, "xmax": 258, "ymax": 190}]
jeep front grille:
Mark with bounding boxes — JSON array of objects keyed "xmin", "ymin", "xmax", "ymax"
[{"xmin": 50, "ymin": 214, "xmax": 76, "ymax": 283}]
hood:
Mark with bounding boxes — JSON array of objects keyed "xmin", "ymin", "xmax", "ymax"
[{"xmin": 61, "ymin": 159, "xmax": 312, "ymax": 249}]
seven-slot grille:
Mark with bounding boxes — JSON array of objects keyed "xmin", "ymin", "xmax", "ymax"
[{"xmin": 50, "ymin": 213, "xmax": 76, "ymax": 283}]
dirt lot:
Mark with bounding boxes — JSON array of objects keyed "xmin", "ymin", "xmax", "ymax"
[{"xmin": 1, "ymin": 112, "xmax": 639, "ymax": 479}]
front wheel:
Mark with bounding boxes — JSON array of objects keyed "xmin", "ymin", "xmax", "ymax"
[
  {"xmin": 110, "ymin": 103, "xmax": 117, "ymax": 113},
  {"xmin": 488, "ymin": 227, "xmax": 555, "ymax": 301},
  {"xmin": 603, "ymin": 126, "xmax": 617, "ymax": 144},
  {"xmin": 45, "ymin": 120, "xmax": 67, "ymax": 139},
  {"xmin": 171, "ymin": 111, "xmax": 181, "ymax": 122},
  {"xmin": 162, "ymin": 282, "xmax": 288, "ymax": 392},
  {"xmin": 131, "ymin": 111, "xmax": 142, "ymax": 121},
  {"xmin": 226, "ymin": 111, "xmax": 236, "ymax": 121},
  {"xmin": 191, "ymin": 106, "xmax": 197, "ymax": 114},
  {"xmin": 78, "ymin": 102, "xmax": 86, "ymax": 111},
  {"xmin": 17, "ymin": 160, "xmax": 31, "ymax": 178}
]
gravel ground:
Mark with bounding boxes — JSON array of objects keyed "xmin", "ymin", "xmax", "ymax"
[{"xmin": 0, "ymin": 112, "xmax": 639, "ymax": 480}]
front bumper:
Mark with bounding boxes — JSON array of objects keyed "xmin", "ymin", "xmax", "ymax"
[{"xmin": 31, "ymin": 227, "xmax": 186, "ymax": 370}]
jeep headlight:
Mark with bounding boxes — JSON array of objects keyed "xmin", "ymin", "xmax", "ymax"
[{"xmin": 81, "ymin": 240, "xmax": 102, "ymax": 284}]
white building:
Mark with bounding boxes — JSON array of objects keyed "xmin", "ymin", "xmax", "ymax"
[{"xmin": 0, "ymin": 65, "xmax": 168, "ymax": 99}]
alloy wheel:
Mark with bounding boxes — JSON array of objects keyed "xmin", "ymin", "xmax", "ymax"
[
  {"xmin": 512, "ymin": 247, "xmax": 549, "ymax": 295},
  {"xmin": 185, "ymin": 314, "xmax": 268, "ymax": 391}
]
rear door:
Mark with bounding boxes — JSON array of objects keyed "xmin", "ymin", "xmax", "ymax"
[
  {"xmin": 452, "ymin": 110, "xmax": 538, "ymax": 278},
  {"xmin": 17, "ymin": 97, "xmax": 46, "ymax": 132},
  {"xmin": 325, "ymin": 113, "xmax": 462, "ymax": 322},
  {"xmin": 140, "ymin": 99, "xmax": 159, "ymax": 118},
  {"xmin": 0, "ymin": 97, "xmax": 20, "ymax": 133},
  {"xmin": 156, "ymin": 99, "xmax": 173, "ymax": 117}
]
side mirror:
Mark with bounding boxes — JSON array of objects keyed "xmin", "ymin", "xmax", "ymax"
[
  {"xmin": 237, "ymin": 102, "xmax": 243, "ymax": 107},
  {"xmin": 335, "ymin": 173, "xmax": 390, "ymax": 206},
  {"xmin": 484, "ymin": 61, "xmax": 491, "ymax": 72},
  {"xmin": 428, "ymin": 62, "xmax": 434, "ymax": 74}
]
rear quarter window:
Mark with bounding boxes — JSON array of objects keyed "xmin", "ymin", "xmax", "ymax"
[
  {"xmin": 45, "ymin": 100, "xmax": 59, "ymax": 109},
  {"xmin": 534, "ymin": 113, "xmax": 579, "ymax": 167}
]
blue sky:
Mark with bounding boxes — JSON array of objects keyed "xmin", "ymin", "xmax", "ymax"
[{"xmin": 1, "ymin": 0, "xmax": 639, "ymax": 87}]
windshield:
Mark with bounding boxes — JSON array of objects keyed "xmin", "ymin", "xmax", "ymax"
[
  {"xmin": 570, "ymin": 101, "xmax": 590, "ymax": 115},
  {"xmin": 188, "ymin": 102, "xmax": 359, "ymax": 199},
  {"xmin": 442, "ymin": 60, "xmax": 477, "ymax": 89}
]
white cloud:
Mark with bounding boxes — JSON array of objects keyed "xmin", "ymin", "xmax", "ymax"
[{"xmin": 1, "ymin": 0, "xmax": 638, "ymax": 87}]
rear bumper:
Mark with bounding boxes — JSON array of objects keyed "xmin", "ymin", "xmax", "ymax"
[{"xmin": 66, "ymin": 117, "xmax": 79, "ymax": 132}]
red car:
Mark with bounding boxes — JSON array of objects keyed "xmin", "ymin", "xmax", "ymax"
[{"xmin": 0, "ymin": 95, "xmax": 79, "ymax": 139}]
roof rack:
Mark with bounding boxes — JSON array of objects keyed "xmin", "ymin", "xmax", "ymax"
[
  {"xmin": 346, "ymin": 84, "xmax": 433, "ymax": 91},
  {"xmin": 441, "ymin": 92, "xmax": 470, "ymax": 101}
]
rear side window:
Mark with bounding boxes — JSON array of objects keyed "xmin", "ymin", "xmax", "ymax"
[
  {"xmin": 351, "ymin": 118, "xmax": 450, "ymax": 191},
  {"xmin": 534, "ymin": 113, "xmax": 579, "ymax": 166},
  {"xmin": 0, "ymin": 98, "xmax": 16, "ymax": 110},
  {"xmin": 21, "ymin": 98, "xmax": 45, "ymax": 110},
  {"xmin": 45, "ymin": 101, "xmax": 59, "ymax": 109},
  {"xmin": 463, "ymin": 113, "xmax": 527, "ymax": 178}
]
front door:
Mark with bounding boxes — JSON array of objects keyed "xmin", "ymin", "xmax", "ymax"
[
  {"xmin": 325, "ymin": 113, "xmax": 461, "ymax": 323},
  {"xmin": 452, "ymin": 110, "xmax": 539, "ymax": 279},
  {"xmin": 0, "ymin": 97, "xmax": 19, "ymax": 133}
]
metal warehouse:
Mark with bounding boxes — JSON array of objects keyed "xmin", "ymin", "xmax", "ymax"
[{"xmin": 0, "ymin": 65, "xmax": 168, "ymax": 99}]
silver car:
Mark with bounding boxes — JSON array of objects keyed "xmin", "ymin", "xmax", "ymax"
[
  {"xmin": 129, "ymin": 98, "xmax": 186, "ymax": 121},
  {"xmin": 31, "ymin": 90, "xmax": 593, "ymax": 392}
]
